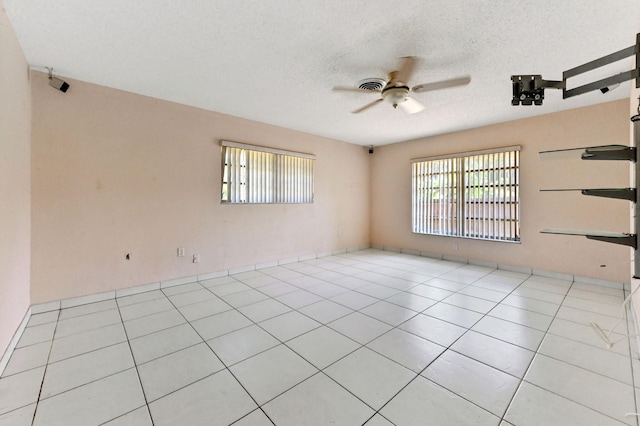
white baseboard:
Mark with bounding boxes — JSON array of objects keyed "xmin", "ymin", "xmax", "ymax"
[
  {"xmin": 0, "ymin": 307, "xmax": 31, "ymax": 377},
  {"xmin": 372, "ymin": 244, "xmax": 627, "ymax": 289},
  {"xmin": 27, "ymin": 245, "xmax": 373, "ymax": 315},
  {"xmin": 13, "ymin": 243, "xmax": 628, "ymax": 375},
  {"xmin": 61, "ymin": 290, "xmax": 115, "ymax": 309}
]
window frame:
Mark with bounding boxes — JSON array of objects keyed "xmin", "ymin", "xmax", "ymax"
[
  {"xmin": 411, "ymin": 146, "xmax": 521, "ymax": 242},
  {"xmin": 220, "ymin": 140, "xmax": 315, "ymax": 204}
]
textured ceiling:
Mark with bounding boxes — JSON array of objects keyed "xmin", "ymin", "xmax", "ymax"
[{"xmin": 3, "ymin": 0, "xmax": 640, "ymax": 146}]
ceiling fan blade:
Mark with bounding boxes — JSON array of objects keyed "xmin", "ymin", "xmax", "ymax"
[
  {"xmin": 352, "ymin": 98, "xmax": 384, "ymax": 113},
  {"xmin": 412, "ymin": 76, "xmax": 471, "ymax": 93},
  {"xmin": 333, "ymin": 86, "xmax": 381, "ymax": 93},
  {"xmin": 398, "ymin": 97, "xmax": 425, "ymax": 114},
  {"xmin": 394, "ymin": 56, "xmax": 417, "ymax": 84}
]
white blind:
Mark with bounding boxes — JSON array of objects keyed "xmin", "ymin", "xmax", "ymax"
[
  {"xmin": 412, "ymin": 147, "xmax": 520, "ymax": 242},
  {"xmin": 412, "ymin": 157, "xmax": 459, "ymax": 236},
  {"xmin": 462, "ymin": 150, "xmax": 520, "ymax": 241},
  {"xmin": 221, "ymin": 142, "xmax": 314, "ymax": 204}
]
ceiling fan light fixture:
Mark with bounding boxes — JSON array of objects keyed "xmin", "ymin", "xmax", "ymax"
[
  {"xmin": 382, "ymin": 87, "xmax": 409, "ymax": 108},
  {"xmin": 333, "ymin": 56, "xmax": 470, "ymax": 115}
]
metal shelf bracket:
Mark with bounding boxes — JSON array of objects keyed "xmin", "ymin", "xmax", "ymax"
[
  {"xmin": 586, "ymin": 234, "xmax": 637, "ymax": 249},
  {"xmin": 540, "ymin": 188, "xmax": 637, "ymax": 202},
  {"xmin": 541, "ymin": 228, "xmax": 637, "ymax": 249},
  {"xmin": 581, "ymin": 188, "xmax": 636, "ymax": 202},
  {"xmin": 582, "ymin": 146, "xmax": 636, "ymax": 162}
]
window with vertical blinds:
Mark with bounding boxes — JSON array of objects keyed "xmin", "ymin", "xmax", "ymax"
[
  {"xmin": 221, "ymin": 141, "xmax": 315, "ymax": 204},
  {"xmin": 412, "ymin": 146, "xmax": 520, "ymax": 242}
]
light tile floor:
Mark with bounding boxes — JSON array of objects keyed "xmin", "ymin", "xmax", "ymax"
[{"xmin": 1, "ymin": 249, "xmax": 639, "ymax": 425}]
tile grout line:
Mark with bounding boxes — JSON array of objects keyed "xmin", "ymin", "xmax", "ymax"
[
  {"xmin": 497, "ymin": 279, "xmax": 635, "ymax": 425},
  {"xmin": 114, "ymin": 298, "xmax": 157, "ymax": 426},
  {"xmin": 191, "ymin": 280, "xmax": 356, "ymax": 422},
  {"xmin": 496, "ymin": 277, "xmax": 571, "ymax": 424},
  {"xmin": 158, "ymin": 285, "xmax": 278, "ymax": 426},
  {"xmin": 205, "ymin": 270, "xmax": 384, "ymax": 416},
  {"xmin": 624, "ymin": 285, "xmax": 640, "ymax": 426},
  {"xmin": 247, "ymin": 265, "xmax": 394, "ymax": 418},
  {"xmin": 29, "ymin": 308, "xmax": 61, "ymax": 426},
  {"xmin": 360, "ymin": 266, "xmax": 539, "ymax": 423},
  {"xmin": 7, "ymin": 318, "xmax": 154, "ymax": 422},
  {"xmin": 277, "ymin": 263, "xmax": 526, "ymax": 423},
  {"xmin": 187, "ymin": 256, "xmax": 448, "ymax": 422}
]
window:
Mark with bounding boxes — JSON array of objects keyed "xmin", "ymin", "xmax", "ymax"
[
  {"xmin": 221, "ymin": 141, "xmax": 315, "ymax": 203},
  {"xmin": 412, "ymin": 146, "xmax": 520, "ymax": 242}
]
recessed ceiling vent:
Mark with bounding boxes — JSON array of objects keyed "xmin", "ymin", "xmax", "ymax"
[{"xmin": 357, "ymin": 78, "xmax": 386, "ymax": 91}]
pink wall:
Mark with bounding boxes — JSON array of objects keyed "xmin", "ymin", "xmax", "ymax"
[
  {"xmin": 24, "ymin": 45, "xmax": 636, "ymax": 309},
  {"xmin": 0, "ymin": 6, "xmax": 31, "ymax": 357},
  {"xmin": 30, "ymin": 72, "xmax": 370, "ymax": 303},
  {"xmin": 371, "ymin": 100, "xmax": 631, "ymax": 283}
]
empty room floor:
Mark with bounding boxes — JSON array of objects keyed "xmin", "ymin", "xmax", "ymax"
[{"xmin": 1, "ymin": 249, "xmax": 639, "ymax": 425}]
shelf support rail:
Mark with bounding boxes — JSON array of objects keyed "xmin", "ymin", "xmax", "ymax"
[
  {"xmin": 582, "ymin": 146, "xmax": 637, "ymax": 162},
  {"xmin": 587, "ymin": 234, "xmax": 637, "ymax": 250},
  {"xmin": 539, "ymin": 188, "xmax": 637, "ymax": 202},
  {"xmin": 633, "ymin": 114, "xmax": 640, "ymax": 277}
]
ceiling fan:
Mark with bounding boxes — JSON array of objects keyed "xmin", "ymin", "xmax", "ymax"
[{"xmin": 333, "ymin": 56, "xmax": 471, "ymax": 114}]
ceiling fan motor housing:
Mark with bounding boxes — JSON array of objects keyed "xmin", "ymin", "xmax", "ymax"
[{"xmin": 382, "ymin": 86, "xmax": 410, "ymax": 108}]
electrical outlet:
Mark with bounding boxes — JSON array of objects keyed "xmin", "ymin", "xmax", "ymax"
[
  {"xmin": 177, "ymin": 247, "xmax": 185, "ymax": 257},
  {"xmin": 193, "ymin": 254, "xmax": 200, "ymax": 263}
]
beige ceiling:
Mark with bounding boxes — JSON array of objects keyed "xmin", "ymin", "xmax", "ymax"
[{"xmin": 3, "ymin": 0, "xmax": 640, "ymax": 146}]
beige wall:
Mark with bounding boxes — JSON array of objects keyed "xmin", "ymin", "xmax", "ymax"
[
  {"xmin": 0, "ymin": 5, "xmax": 31, "ymax": 357},
  {"xmin": 371, "ymin": 99, "xmax": 631, "ymax": 283},
  {"xmin": 30, "ymin": 72, "xmax": 370, "ymax": 303},
  {"xmin": 630, "ymin": 29, "xmax": 640, "ymax": 334}
]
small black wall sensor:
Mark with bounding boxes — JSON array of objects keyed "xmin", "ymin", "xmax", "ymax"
[
  {"xmin": 49, "ymin": 77, "xmax": 69, "ymax": 93},
  {"xmin": 47, "ymin": 67, "xmax": 70, "ymax": 93}
]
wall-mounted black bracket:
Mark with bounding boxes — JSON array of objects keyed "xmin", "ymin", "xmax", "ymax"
[
  {"xmin": 541, "ymin": 228, "xmax": 637, "ymax": 249},
  {"xmin": 512, "ymin": 33, "xmax": 640, "ymax": 105},
  {"xmin": 582, "ymin": 145, "xmax": 636, "ymax": 162},
  {"xmin": 540, "ymin": 188, "xmax": 637, "ymax": 202},
  {"xmin": 586, "ymin": 234, "xmax": 637, "ymax": 249},
  {"xmin": 581, "ymin": 188, "xmax": 636, "ymax": 202},
  {"xmin": 511, "ymin": 75, "xmax": 563, "ymax": 105},
  {"xmin": 539, "ymin": 144, "xmax": 637, "ymax": 162}
]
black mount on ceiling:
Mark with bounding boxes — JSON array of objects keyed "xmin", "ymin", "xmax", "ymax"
[{"xmin": 511, "ymin": 33, "xmax": 640, "ymax": 105}]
